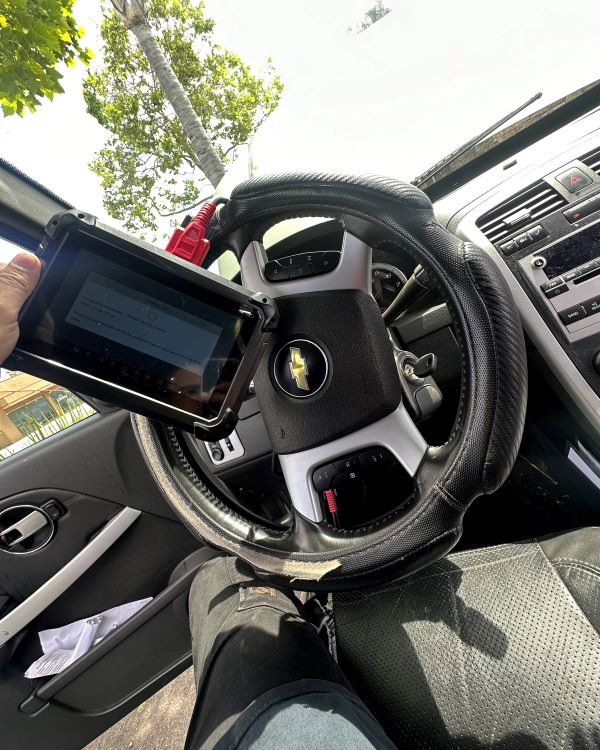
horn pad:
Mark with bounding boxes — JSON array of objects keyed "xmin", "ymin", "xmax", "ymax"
[{"xmin": 252, "ymin": 289, "xmax": 402, "ymax": 454}]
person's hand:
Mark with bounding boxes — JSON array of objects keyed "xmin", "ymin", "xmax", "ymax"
[{"xmin": 0, "ymin": 252, "xmax": 41, "ymax": 365}]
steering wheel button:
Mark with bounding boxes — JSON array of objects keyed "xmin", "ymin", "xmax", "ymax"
[
  {"xmin": 359, "ymin": 448, "xmax": 394, "ymax": 467},
  {"xmin": 300, "ymin": 252, "xmax": 322, "ymax": 266},
  {"xmin": 359, "ymin": 449, "xmax": 382, "ymax": 466},
  {"xmin": 332, "ymin": 470, "xmax": 361, "ymax": 488},
  {"xmin": 313, "ymin": 251, "xmax": 340, "ymax": 274},
  {"xmin": 335, "ymin": 456, "xmax": 360, "ymax": 472},
  {"xmin": 312, "ymin": 465, "xmax": 336, "ymax": 492},
  {"xmin": 264, "ymin": 261, "xmax": 290, "ymax": 281},
  {"xmin": 288, "ymin": 264, "xmax": 314, "ymax": 279}
]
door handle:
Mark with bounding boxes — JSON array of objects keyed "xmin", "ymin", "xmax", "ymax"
[
  {"xmin": 0, "ymin": 509, "xmax": 50, "ymax": 549},
  {"xmin": 0, "ymin": 507, "xmax": 141, "ymax": 648}
]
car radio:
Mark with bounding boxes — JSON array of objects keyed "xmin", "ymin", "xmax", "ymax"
[
  {"xmin": 6, "ymin": 210, "xmax": 277, "ymax": 439},
  {"xmin": 519, "ymin": 219, "xmax": 600, "ymax": 341}
]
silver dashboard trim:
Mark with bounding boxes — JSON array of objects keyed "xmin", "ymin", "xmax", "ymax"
[
  {"xmin": 278, "ymin": 404, "xmax": 427, "ymax": 522},
  {"xmin": 435, "ymin": 119, "xmax": 600, "ymax": 437},
  {"xmin": 204, "ymin": 429, "xmax": 245, "ymax": 466},
  {"xmin": 0, "ymin": 506, "xmax": 141, "ymax": 648}
]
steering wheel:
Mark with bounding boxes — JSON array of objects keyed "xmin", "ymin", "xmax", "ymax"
[{"xmin": 132, "ymin": 174, "xmax": 527, "ymax": 590}]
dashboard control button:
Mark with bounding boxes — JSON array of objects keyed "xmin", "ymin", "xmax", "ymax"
[
  {"xmin": 556, "ymin": 168, "xmax": 593, "ymax": 193},
  {"xmin": 288, "ymin": 264, "xmax": 314, "ymax": 279},
  {"xmin": 312, "ymin": 464, "xmax": 336, "ymax": 492},
  {"xmin": 515, "ymin": 233, "xmax": 533, "ymax": 249},
  {"xmin": 207, "ymin": 442, "xmax": 224, "ymax": 462},
  {"xmin": 544, "ymin": 283, "xmax": 568, "ymax": 298},
  {"xmin": 528, "ymin": 224, "xmax": 548, "ymax": 242},
  {"xmin": 500, "ymin": 240, "xmax": 518, "ymax": 255},
  {"xmin": 577, "ymin": 259, "xmax": 600, "ymax": 278},
  {"xmin": 264, "ymin": 261, "xmax": 290, "ymax": 281},
  {"xmin": 563, "ymin": 194, "xmax": 600, "ymax": 223},
  {"xmin": 559, "ymin": 304, "xmax": 588, "ymax": 325},
  {"xmin": 541, "ymin": 277, "xmax": 565, "ymax": 292},
  {"xmin": 313, "ymin": 251, "xmax": 340, "ymax": 274},
  {"xmin": 563, "ymin": 268, "xmax": 582, "ymax": 282},
  {"xmin": 277, "ymin": 256, "xmax": 295, "ymax": 267},
  {"xmin": 586, "ymin": 295, "xmax": 600, "ymax": 314},
  {"xmin": 531, "ymin": 255, "xmax": 546, "ymax": 269}
]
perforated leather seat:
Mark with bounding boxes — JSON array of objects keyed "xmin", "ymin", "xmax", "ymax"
[{"xmin": 334, "ymin": 527, "xmax": 600, "ymax": 750}]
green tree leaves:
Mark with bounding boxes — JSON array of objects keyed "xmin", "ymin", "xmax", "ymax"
[
  {"xmin": 84, "ymin": 0, "xmax": 283, "ymax": 235},
  {"xmin": 349, "ymin": 1, "xmax": 391, "ymax": 34},
  {"xmin": 0, "ymin": 0, "xmax": 92, "ymax": 116}
]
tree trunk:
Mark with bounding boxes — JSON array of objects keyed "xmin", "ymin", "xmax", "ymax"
[{"xmin": 114, "ymin": 2, "xmax": 225, "ymax": 188}]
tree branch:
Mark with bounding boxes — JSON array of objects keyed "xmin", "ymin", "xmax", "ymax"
[{"xmin": 156, "ymin": 196, "xmax": 212, "ymax": 218}]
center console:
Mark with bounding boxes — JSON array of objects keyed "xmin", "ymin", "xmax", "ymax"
[
  {"xmin": 431, "ymin": 113, "xmax": 600, "ymax": 440},
  {"xmin": 444, "ymin": 141, "xmax": 600, "ymax": 416},
  {"xmin": 519, "ymin": 219, "xmax": 600, "ymax": 341}
]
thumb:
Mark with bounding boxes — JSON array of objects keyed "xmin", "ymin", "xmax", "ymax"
[
  {"xmin": 0, "ymin": 252, "xmax": 41, "ymax": 363},
  {"xmin": 0, "ymin": 252, "xmax": 41, "ymax": 320}
]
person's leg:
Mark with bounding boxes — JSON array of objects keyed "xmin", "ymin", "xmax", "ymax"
[{"xmin": 184, "ymin": 554, "xmax": 347, "ymax": 750}]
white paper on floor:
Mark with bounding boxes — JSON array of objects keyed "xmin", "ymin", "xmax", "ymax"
[{"xmin": 25, "ymin": 597, "xmax": 152, "ymax": 679}]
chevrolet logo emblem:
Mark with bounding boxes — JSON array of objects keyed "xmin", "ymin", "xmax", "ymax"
[{"xmin": 289, "ymin": 347, "xmax": 309, "ymax": 391}]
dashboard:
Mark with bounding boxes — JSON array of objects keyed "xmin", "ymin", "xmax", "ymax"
[{"xmin": 437, "ymin": 107, "xmax": 600, "ymax": 442}]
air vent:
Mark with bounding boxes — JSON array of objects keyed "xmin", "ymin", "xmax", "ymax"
[
  {"xmin": 476, "ymin": 180, "xmax": 567, "ymax": 245},
  {"xmin": 581, "ymin": 148, "xmax": 600, "ymax": 176}
]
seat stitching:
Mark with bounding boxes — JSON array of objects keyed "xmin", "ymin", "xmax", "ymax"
[
  {"xmin": 551, "ymin": 559, "xmax": 600, "ymax": 578},
  {"xmin": 553, "ymin": 562, "xmax": 600, "ymax": 585},
  {"xmin": 335, "ymin": 550, "xmax": 537, "ymax": 605},
  {"xmin": 537, "ymin": 543, "xmax": 600, "ymax": 638},
  {"xmin": 450, "ymin": 542, "xmax": 529, "ymax": 560},
  {"xmin": 434, "ymin": 482, "xmax": 463, "ymax": 511},
  {"xmin": 551, "ymin": 565, "xmax": 600, "ymax": 661}
]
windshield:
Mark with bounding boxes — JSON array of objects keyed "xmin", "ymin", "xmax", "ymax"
[{"xmin": 1, "ymin": 0, "xmax": 600, "ymax": 249}]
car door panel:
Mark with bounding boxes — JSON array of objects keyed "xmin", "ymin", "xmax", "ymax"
[
  {"xmin": 0, "ymin": 408, "xmax": 206, "ymax": 749},
  {"xmin": 0, "ymin": 410, "xmax": 182, "ymax": 521}
]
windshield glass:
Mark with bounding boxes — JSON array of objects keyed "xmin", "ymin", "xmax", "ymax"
[{"xmin": 1, "ymin": 0, "xmax": 599, "ymax": 248}]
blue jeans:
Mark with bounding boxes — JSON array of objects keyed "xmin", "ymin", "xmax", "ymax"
[{"xmin": 184, "ymin": 555, "xmax": 396, "ymax": 750}]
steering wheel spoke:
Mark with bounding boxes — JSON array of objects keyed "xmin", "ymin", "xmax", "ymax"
[
  {"xmin": 279, "ymin": 403, "xmax": 428, "ymax": 523},
  {"xmin": 239, "ymin": 230, "xmax": 372, "ymax": 297}
]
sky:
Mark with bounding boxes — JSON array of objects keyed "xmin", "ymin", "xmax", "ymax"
[
  {"xmin": 0, "ymin": 0, "xmax": 387, "ymax": 262},
  {"xmin": 2, "ymin": 0, "xmax": 600, "ymax": 264}
]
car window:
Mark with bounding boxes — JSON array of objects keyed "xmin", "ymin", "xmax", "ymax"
[
  {"xmin": 207, "ymin": 250, "xmax": 240, "ymax": 280},
  {"xmin": 0, "ymin": 370, "xmax": 95, "ymax": 460}
]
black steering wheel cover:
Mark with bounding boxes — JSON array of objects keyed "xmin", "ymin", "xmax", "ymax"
[{"xmin": 132, "ymin": 173, "xmax": 527, "ymax": 589}]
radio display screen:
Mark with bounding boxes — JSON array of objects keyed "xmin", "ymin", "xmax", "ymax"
[{"xmin": 542, "ymin": 224, "xmax": 600, "ymax": 279}]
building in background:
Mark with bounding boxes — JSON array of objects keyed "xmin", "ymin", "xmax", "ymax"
[{"xmin": 0, "ymin": 372, "xmax": 93, "ymax": 451}]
